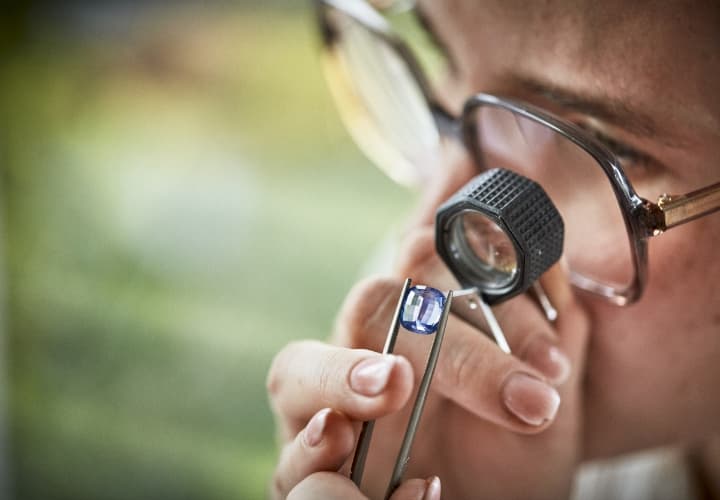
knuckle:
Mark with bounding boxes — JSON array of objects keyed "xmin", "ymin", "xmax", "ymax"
[
  {"xmin": 287, "ymin": 472, "xmax": 342, "ymax": 500},
  {"xmin": 333, "ymin": 276, "xmax": 399, "ymax": 348},
  {"xmin": 396, "ymin": 229, "xmax": 455, "ymax": 288},
  {"xmin": 447, "ymin": 340, "xmax": 484, "ymax": 391},
  {"xmin": 270, "ymin": 470, "xmax": 285, "ymax": 500},
  {"xmin": 493, "ymin": 294, "xmax": 527, "ymax": 323},
  {"xmin": 266, "ymin": 354, "xmax": 284, "ymax": 401},
  {"xmin": 270, "ymin": 442, "xmax": 295, "ymax": 499},
  {"xmin": 317, "ymin": 349, "xmax": 343, "ymax": 405},
  {"xmin": 266, "ymin": 341, "xmax": 302, "ymax": 402},
  {"xmin": 396, "ymin": 228, "xmax": 436, "ymax": 272}
]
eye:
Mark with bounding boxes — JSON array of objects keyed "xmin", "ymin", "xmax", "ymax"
[
  {"xmin": 579, "ymin": 125, "xmax": 657, "ymax": 174},
  {"xmin": 597, "ymin": 132, "xmax": 647, "ymax": 167}
]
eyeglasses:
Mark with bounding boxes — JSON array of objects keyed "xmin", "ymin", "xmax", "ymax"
[{"xmin": 315, "ymin": 0, "xmax": 720, "ymax": 305}]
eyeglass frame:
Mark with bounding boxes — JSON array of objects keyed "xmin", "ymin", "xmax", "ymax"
[{"xmin": 316, "ymin": 0, "xmax": 720, "ymax": 305}]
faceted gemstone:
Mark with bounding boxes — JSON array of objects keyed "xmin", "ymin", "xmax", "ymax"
[{"xmin": 400, "ymin": 285, "xmax": 446, "ymax": 334}]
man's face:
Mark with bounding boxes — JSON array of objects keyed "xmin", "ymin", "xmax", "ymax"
[{"xmin": 415, "ymin": 0, "xmax": 720, "ymax": 457}]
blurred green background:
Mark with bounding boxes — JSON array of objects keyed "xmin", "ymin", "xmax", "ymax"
[{"xmin": 0, "ymin": 2, "xmax": 414, "ymax": 499}]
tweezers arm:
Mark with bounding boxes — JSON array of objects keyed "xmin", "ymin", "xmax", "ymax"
[
  {"xmin": 384, "ymin": 291, "xmax": 454, "ymax": 499},
  {"xmin": 350, "ymin": 278, "xmax": 412, "ymax": 487}
]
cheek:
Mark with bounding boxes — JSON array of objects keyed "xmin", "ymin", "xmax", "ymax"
[
  {"xmin": 643, "ymin": 217, "xmax": 720, "ymax": 342},
  {"xmin": 582, "ymin": 218, "xmax": 720, "ymax": 456}
]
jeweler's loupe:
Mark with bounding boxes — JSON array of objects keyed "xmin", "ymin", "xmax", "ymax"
[{"xmin": 436, "ymin": 168, "xmax": 564, "ymax": 305}]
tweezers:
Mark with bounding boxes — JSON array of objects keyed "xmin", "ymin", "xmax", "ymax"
[{"xmin": 349, "ymin": 278, "xmax": 453, "ymax": 500}]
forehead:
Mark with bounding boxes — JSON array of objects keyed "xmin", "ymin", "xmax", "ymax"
[{"xmin": 418, "ymin": 0, "xmax": 720, "ymax": 134}]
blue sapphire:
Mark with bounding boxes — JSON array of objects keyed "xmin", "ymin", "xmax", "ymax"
[{"xmin": 400, "ymin": 285, "xmax": 446, "ymax": 334}]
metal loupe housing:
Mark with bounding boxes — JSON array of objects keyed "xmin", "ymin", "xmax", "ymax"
[{"xmin": 436, "ymin": 168, "xmax": 564, "ymax": 305}]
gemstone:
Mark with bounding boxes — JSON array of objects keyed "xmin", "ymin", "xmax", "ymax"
[{"xmin": 400, "ymin": 285, "xmax": 446, "ymax": 334}]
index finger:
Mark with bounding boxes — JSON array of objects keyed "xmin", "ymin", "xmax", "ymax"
[{"xmin": 267, "ymin": 341, "xmax": 415, "ymax": 438}]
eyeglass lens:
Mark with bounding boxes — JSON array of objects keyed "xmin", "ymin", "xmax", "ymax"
[
  {"xmin": 470, "ymin": 106, "xmax": 634, "ymax": 289},
  {"xmin": 324, "ymin": 7, "xmax": 440, "ymax": 187}
]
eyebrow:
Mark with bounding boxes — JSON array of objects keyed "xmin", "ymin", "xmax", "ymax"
[
  {"xmin": 515, "ymin": 76, "xmax": 690, "ymax": 148},
  {"xmin": 413, "ymin": 3, "xmax": 692, "ymax": 149}
]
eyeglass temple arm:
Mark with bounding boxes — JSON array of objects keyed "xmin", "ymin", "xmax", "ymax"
[{"xmin": 650, "ymin": 181, "xmax": 720, "ymax": 233}]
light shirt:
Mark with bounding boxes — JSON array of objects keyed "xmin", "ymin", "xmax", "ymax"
[{"xmin": 572, "ymin": 447, "xmax": 696, "ymax": 500}]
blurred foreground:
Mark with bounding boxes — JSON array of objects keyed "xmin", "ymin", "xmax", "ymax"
[{"xmin": 0, "ymin": 3, "xmax": 413, "ymax": 499}]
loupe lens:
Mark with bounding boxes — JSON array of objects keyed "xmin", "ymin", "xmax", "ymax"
[{"xmin": 447, "ymin": 210, "xmax": 518, "ymax": 289}]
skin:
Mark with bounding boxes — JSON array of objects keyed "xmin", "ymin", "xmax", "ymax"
[{"xmin": 267, "ymin": 0, "xmax": 720, "ymax": 498}]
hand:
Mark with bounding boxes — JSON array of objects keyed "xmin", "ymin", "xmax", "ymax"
[
  {"xmin": 271, "ymin": 405, "xmax": 442, "ymax": 500},
  {"xmin": 268, "ymin": 227, "xmax": 590, "ymax": 499}
]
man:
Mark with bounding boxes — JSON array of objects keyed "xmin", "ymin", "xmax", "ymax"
[{"xmin": 267, "ymin": 0, "xmax": 720, "ymax": 498}]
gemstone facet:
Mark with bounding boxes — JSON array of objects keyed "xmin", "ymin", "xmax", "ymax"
[{"xmin": 400, "ymin": 285, "xmax": 446, "ymax": 334}]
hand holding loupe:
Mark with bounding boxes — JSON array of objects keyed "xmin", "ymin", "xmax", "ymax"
[{"xmin": 351, "ymin": 168, "xmax": 564, "ymax": 498}]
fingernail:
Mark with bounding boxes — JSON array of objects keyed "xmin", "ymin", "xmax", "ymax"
[
  {"xmin": 423, "ymin": 476, "xmax": 441, "ymax": 500},
  {"xmin": 350, "ymin": 355, "xmax": 395, "ymax": 396},
  {"xmin": 304, "ymin": 408, "xmax": 331, "ymax": 447},
  {"xmin": 524, "ymin": 339, "xmax": 571, "ymax": 385},
  {"xmin": 502, "ymin": 373, "xmax": 561, "ymax": 426}
]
